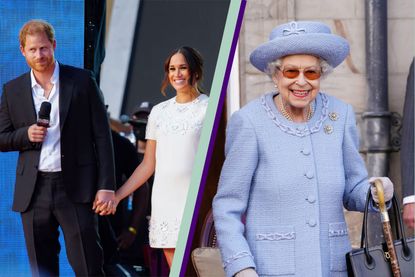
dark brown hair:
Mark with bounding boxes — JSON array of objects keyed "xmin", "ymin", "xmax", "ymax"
[{"xmin": 161, "ymin": 46, "xmax": 204, "ymax": 95}]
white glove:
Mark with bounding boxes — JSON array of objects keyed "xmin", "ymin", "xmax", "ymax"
[
  {"xmin": 235, "ymin": 268, "xmax": 259, "ymax": 277},
  {"xmin": 369, "ymin": 177, "xmax": 394, "ymax": 203}
]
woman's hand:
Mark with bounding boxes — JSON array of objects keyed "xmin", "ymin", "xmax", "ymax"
[
  {"xmin": 105, "ymin": 197, "xmax": 119, "ymax": 215},
  {"xmin": 369, "ymin": 177, "xmax": 394, "ymax": 203}
]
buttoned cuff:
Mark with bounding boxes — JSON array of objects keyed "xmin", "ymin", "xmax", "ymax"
[
  {"xmin": 235, "ymin": 267, "xmax": 258, "ymax": 277},
  {"xmin": 403, "ymin": 195, "xmax": 415, "ymax": 205},
  {"xmin": 224, "ymin": 253, "xmax": 256, "ymax": 277}
]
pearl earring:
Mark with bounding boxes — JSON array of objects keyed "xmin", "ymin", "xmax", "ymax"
[{"xmin": 274, "ymin": 83, "xmax": 279, "ymax": 93}]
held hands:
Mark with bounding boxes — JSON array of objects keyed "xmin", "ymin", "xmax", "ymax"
[
  {"xmin": 92, "ymin": 190, "xmax": 118, "ymax": 215},
  {"xmin": 28, "ymin": 124, "xmax": 47, "ymax": 142},
  {"xmin": 369, "ymin": 177, "xmax": 394, "ymax": 203}
]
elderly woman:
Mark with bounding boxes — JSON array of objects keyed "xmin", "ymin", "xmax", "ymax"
[{"xmin": 212, "ymin": 21, "xmax": 393, "ymax": 277}]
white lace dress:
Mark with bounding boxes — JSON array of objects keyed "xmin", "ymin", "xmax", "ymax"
[{"xmin": 145, "ymin": 94, "xmax": 209, "ymax": 248}]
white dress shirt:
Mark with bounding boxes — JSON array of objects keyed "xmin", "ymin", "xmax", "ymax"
[{"xmin": 31, "ymin": 61, "xmax": 61, "ymax": 172}]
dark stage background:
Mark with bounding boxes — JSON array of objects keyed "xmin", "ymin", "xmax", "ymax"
[{"xmin": 121, "ymin": 0, "xmax": 230, "ymax": 116}]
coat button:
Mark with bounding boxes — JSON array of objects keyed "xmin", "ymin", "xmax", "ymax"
[
  {"xmin": 306, "ymin": 195, "xmax": 316, "ymax": 203},
  {"xmin": 301, "ymin": 147, "xmax": 311, "ymax": 155},
  {"xmin": 308, "ymin": 219, "xmax": 317, "ymax": 227},
  {"xmin": 305, "ymin": 170, "xmax": 314, "ymax": 179}
]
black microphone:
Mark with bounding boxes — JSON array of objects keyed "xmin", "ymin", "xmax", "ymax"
[{"xmin": 37, "ymin": 102, "xmax": 51, "ymax": 127}]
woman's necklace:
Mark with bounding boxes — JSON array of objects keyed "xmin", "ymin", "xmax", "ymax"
[{"xmin": 277, "ymin": 94, "xmax": 313, "ymax": 122}]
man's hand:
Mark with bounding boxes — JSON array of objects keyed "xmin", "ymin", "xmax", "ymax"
[
  {"xmin": 28, "ymin": 124, "xmax": 47, "ymax": 142},
  {"xmin": 92, "ymin": 190, "xmax": 116, "ymax": 215},
  {"xmin": 403, "ymin": 203, "xmax": 415, "ymax": 230}
]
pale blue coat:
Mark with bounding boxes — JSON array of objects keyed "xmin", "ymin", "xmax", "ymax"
[{"xmin": 212, "ymin": 92, "xmax": 370, "ymax": 277}]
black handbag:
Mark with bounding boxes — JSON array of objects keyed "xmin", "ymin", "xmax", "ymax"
[{"xmin": 346, "ymin": 190, "xmax": 414, "ymax": 277}]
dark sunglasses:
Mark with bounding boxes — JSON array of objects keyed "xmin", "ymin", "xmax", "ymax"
[{"xmin": 279, "ymin": 66, "xmax": 322, "ymax": 80}]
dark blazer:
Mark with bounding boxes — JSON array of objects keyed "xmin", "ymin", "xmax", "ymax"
[
  {"xmin": 401, "ymin": 58, "xmax": 414, "ymax": 198},
  {"xmin": 0, "ymin": 64, "xmax": 116, "ymax": 212}
]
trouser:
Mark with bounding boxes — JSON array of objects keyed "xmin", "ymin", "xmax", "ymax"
[{"xmin": 21, "ymin": 171, "xmax": 104, "ymax": 276}]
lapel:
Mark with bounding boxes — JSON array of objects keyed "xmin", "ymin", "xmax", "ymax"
[
  {"xmin": 58, "ymin": 64, "xmax": 74, "ymax": 131},
  {"xmin": 15, "ymin": 72, "xmax": 37, "ymax": 124}
]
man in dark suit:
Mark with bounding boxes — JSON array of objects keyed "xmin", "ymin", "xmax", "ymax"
[
  {"xmin": 401, "ymin": 58, "xmax": 414, "ymax": 230},
  {"xmin": 0, "ymin": 19, "xmax": 116, "ymax": 276}
]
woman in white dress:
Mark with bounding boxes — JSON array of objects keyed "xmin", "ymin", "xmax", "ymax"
[{"xmin": 97, "ymin": 46, "xmax": 209, "ymax": 266}]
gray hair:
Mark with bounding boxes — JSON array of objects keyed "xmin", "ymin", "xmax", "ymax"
[{"xmin": 265, "ymin": 57, "xmax": 333, "ymax": 79}]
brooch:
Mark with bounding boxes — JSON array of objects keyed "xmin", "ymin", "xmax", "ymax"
[
  {"xmin": 283, "ymin": 21, "xmax": 306, "ymax": 36},
  {"xmin": 329, "ymin": 112, "xmax": 338, "ymax": 121},
  {"xmin": 324, "ymin": 125, "xmax": 333, "ymax": 134}
]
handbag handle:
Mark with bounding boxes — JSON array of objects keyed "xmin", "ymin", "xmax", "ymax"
[
  {"xmin": 360, "ymin": 192, "xmax": 402, "ymax": 249},
  {"xmin": 360, "ymin": 187, "xmax": 411, "ymax": 264}
]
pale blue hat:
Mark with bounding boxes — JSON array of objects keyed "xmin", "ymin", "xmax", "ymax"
[{"xmin": 250, "ymin": 21, "xmax": 350, "ymax": 72}]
